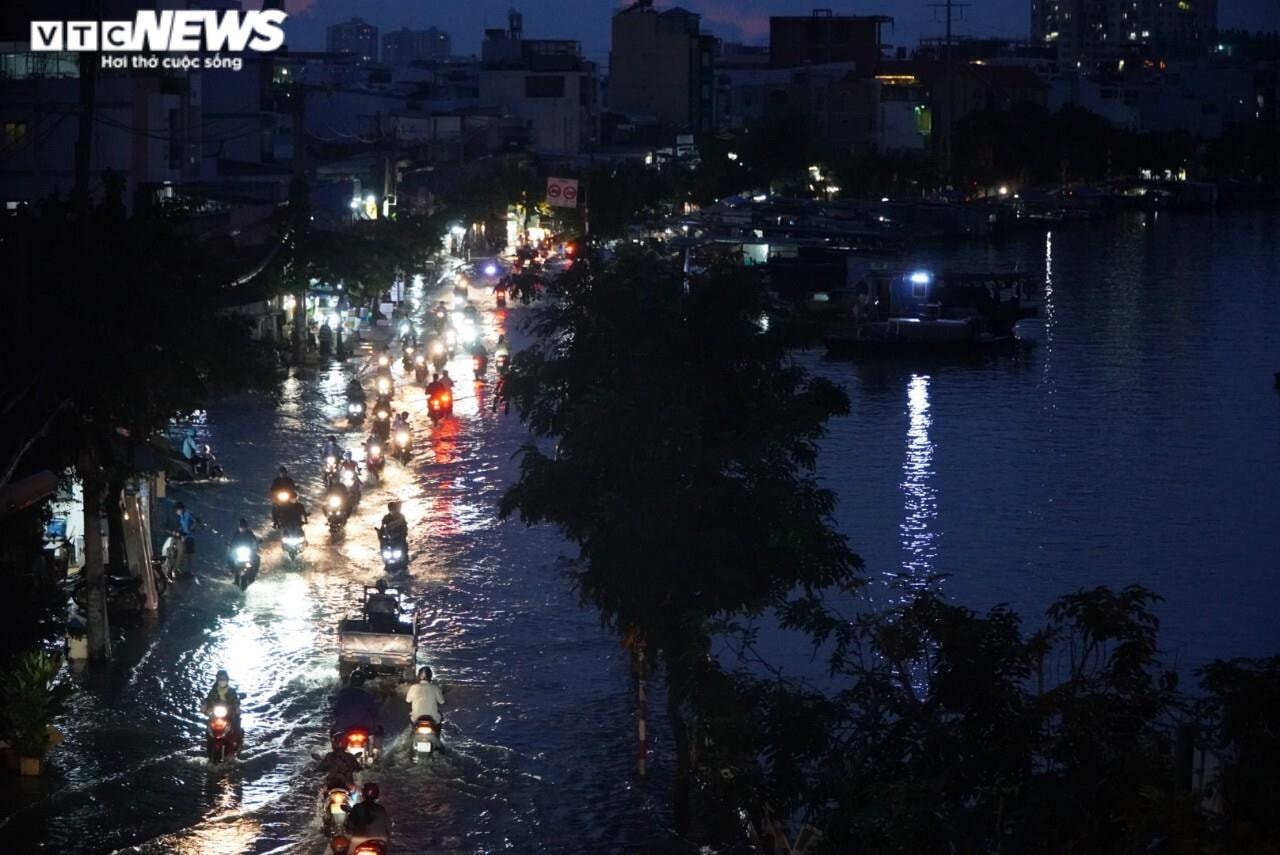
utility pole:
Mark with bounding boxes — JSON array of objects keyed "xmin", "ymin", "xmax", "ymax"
[
  {"xmin": 289, "ymin": 83, "xmax": 309, "ymax": 365},
  {"xmin": 928, "ymin": 0, "xmax": 969, "ymax": 182}
]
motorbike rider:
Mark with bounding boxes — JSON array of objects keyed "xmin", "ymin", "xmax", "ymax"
[
  {"xmin": 332, "ymin": 671, "xmax": 381, "ymax": 747},
  {"xmin": 203, "ymin": 669, "xmax": 243, "ymax": 747},
  {"xmin": 174, "ymin": 502, "xmax": 197, "ymax": 575},
  {"xmin": 181, "ymin": 428, "xmax": 212, "ymax": 475},
  {"xmin": 405, "ymin": 666, "xmax": 445, "ymax": 729},
  {"xmin": 345, "ymin": 376, "xmax": 365, "ymax": 402},
  {"xmin": 494, "ymin": 335, "xmax": 510, "ymax": 361},
  {"xmin": 324, "ymin": 478, "xmax": 351, "ymax": 523},
  {"xmin": 228, "ymin": 518, "xmax": 261, "ymax": 576},
  {"xmin": 365, "ymin": 578, "xmax": 401, "ymax": 632},
  {"xmin": 277, "ymin": 492, "xmax": 308, "ymax": 534},
  {"xmin": 439, "ymin": 370, "xmax": 455, "ymax": 393},
  {"xmin": 425, "ymin": 373, "xmax": 443, "ymax": 400},
  {"xmin": 322, "ymin": 434, "xmax": 342, "ymax": 461},
  {"xmin": 392, "ymin": 411, "xmax": 411, "ymax": 439},
  {"xmin": 270, "ymin": 466, "xmax": 298, "ymax": 528},
  {"xmin": 344, "ymin": 781, "xmax": 391, "ymax": 836},
  {"xmin": 378, "ymin": 501, "xmax": 408, "ymax": 554}
]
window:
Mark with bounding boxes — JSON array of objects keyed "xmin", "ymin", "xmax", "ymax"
[
  {"xmin": 525, "ymin": 75, "xmax": 565, "ymax": 98},
  {"xmin": 3, "ymin": 121, "xmax": 28, "ymax": 148}
]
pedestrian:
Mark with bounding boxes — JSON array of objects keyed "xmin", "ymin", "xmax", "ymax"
[{"xmin": 174, "ymin": 501, "xmax": 198, "ymax": 575}]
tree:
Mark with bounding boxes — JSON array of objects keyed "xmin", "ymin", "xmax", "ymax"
[
  {"xmin": 497, "ymin": 246, "xmax": 862, "ymax": 835},
  {"xmin": 0, "ymin": 191, "xmax": 270, "ymax": 660}
]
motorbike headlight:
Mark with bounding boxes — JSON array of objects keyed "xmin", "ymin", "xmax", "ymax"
[
  {"xmin": 234, "ymin": 547, "xmax": 251, "ymax": 562},
  {"xmin": 406, "ymin": 346, "xmax": 415, "ymax": 355},
  {"xmin": 341, "ymin": 471, "xmax": 354, "ymax": 485},
  {"xmin": 212, "ymin": 705, "xmax": 228, "ymax": 718},
  {"xmin": 396, "ymin": 431, "xmax": 409, "ymax": 445},
  {"xmin": 328, "ymin": 496, "xmax": 342, "ymax": 509},
  {"xmin": 378, "ymin": 355, "xmax": 389, "ymax": 367},
  {"xmin": 377, "ymin": 410, "xmax": 388, "ymax": 420},
  {"xmin": 432, "ymin": 343, "xmax": 444, "ymax": 355},
  {"xmin": 325, "ymin": 456, "xmax": 337, "ymax": 466},
  {"xmin": 415, "ymin": 354, "xmax": 425, "ymax": 365},
  {"xmin": 276, "ymin": 491, "xmax": 290, "ymax": 502},
  {"xmin": 393, "ymin": 549, "xmax": 402, "ymax": 559},
  {"xmin": 369, "ymin": 445, "xmax": 381, "ymax": 456},
  {"xmin": 283, "ymin": 535, "xmax": 304, "ymax": 546},
  {"xmin": 349, "ymin": 403, "xmax": 363, "ymax": 413}
]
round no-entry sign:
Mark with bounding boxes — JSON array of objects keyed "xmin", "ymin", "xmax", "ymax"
[{"xmin": 547, "ymin": 184, "xmax": 562, "ymax": 199}]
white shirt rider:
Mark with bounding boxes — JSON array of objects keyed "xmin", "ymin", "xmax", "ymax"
[{"xmin": 406, "ymin": 670, "xmax": 445, "ymax": 722}]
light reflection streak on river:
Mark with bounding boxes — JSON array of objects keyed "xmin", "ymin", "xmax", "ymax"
[{"xmin": 897, "ymin": 373, "xmax": 937, "ymax": 591}]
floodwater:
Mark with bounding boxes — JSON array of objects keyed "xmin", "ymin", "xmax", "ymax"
[
  {"xmin": 3, "ymin": 274, "xmax": 681, "ymax": 853},
  {"xmin": 5, "ymin": 211, "xmax": 1279, "ymax": 852}
]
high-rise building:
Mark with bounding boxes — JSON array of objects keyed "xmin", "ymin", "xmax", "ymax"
[
  {"xmin": 609, "ymin": 0, "xmax": 717, "ymax": 135},
  {"xmin": 768, "ymin": 9, "xmax": 892, "ymax": 72},
  {"xmin": 1031, "ymin": 0, "xmax": 1218, "ymax": 64},
  {"xmin": 326, "ymin": 17, "xmax": 378, "ymax": 63},
  {"xmin": 382, "ymin": 27, "xmax": 451, "ymax": 66}
]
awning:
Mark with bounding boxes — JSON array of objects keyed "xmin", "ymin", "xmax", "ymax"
[{"xmin": 0, "ymin": 470, "xmax": 61, "ymax": 517}]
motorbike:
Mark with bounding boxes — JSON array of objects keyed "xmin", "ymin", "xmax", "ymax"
[
  {"xmin": 338, "ymin": 466, "xmax": 362, "ymax": 506},
  {"xmin": 191, "ymin": 445, "xmax": 226, "ymax": 480},
  {"xmin": 444, "ymin": 327, "xmax": 458, "ymax": 356},
  {"xmin": 335, "ymin": 727, "xmax": 378, "ymax": 768},
  {"xmin": 427, "ymin": 390, "xmax": 452, "ymax": 424},
  {"xmin": 229, "ymin": 544, "xmax": 257, "ymax": 590},
  {"xmin": 375, "ymin": 351, "xmax": 392, "ymax": 372},
  {"xmin": 495, "ymin": 284, "xmax": 508, "ymax": 308},
  {"xmin": 391, "ymin": 424, "xmax": 412, "ymax": 463},
  {"xmin": 160, "ymin": 532, "xmax": 183, "ymax": 580},
  {"xmin": 323, "ymin": 454, "xmax": 341, "ymax": 485},
  {"xmin": 472, "ymin": 354, "xmax": 488, "ymax": 380},
  {"xmin": 206, "ymin": 705, "xmax": 238, "ymax": 763},
  {"xmin": 401, "ymin": 344, "xmax": 417, "ymax": 373},
  {"xmin": 73, "ymin": 564, "xmax": 167, "ymax": 611},
  {"xmin": 365, "ymin": 444, "xmax": 385, "ymax": 482},
  {"xmin": 429, "ymin": 340, "xmax": 447, "ymax": 373},
  {"xmin": 331, "ymin": 827, "xmax": 389, "ymax": 855},
  {"xmin": 495, "ymin": 352, "xmax": 510, "ymax": 375},
  {"xmin": 347, "ymin": 399, "xmax": 366, "ymax": 426},
  {"xmin": 281, "ymin": 524, "xmax": 306, "ymax": 564},
  {"xmin": 374, "ymin": 373, "xmax": 394, "ymax": 399},
  {"xmin": 377, "ymin": 528, "xmax": 407, "ymax": 573},
  {"xmin": 411, "ymin": 715, "xmax": 441, "ymax": 759},
  {"xmin": 321, "ymin": 784, "xmax": 354, "ymax": 835},
  {"xmin": 324, "ymin": 491, "xmax": 350, "ymax": 535}
]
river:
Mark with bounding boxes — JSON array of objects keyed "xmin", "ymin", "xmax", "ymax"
[{"xmin": 4, "ymin": 210, "xmax": 1278, "ymax": 852}]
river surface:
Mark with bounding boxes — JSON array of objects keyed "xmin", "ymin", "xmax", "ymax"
[{"xmin": 4, "ymin": 211, "xmax": 1279, "ymax": 852}]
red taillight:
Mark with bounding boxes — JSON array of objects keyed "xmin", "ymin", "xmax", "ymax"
[
  {"xmin": 353, "ymin": 846, "xmax": 384, "ymax": 855},
  {"xmin": 211, "ymin": 719, "xmax": 228, "ymax": 735},
  {"xmin": 416, "ymin": 724, "xmax": 433, "ymax": 734},
  {"xmin": 443, "ymin": 393, "xmax": 451, "ymax": 403},
  {"xmin": 347, "ymin": 731, "xmax": 367, "ymax": 746}
]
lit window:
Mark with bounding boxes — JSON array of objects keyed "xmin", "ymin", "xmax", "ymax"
[{"xmin": 3, "ymin": 122, "xmax": 28, "ymax": 147}]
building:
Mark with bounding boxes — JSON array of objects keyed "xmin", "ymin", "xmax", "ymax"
[
  {"xmin": 609, "ymin": 0, "xmax": 716, "ymax": 136},
  {"xmin": 769, "ymin": 9, "xmax": 892, "ymax": 73},
  {"xmin": 326, "ymin": 18, "xmax": 379, "ymax": 63},
  {"xmin": 382, "ymin": 27, "xmax": 451, "ymax": 67},
  {"xmin": 478, "ymin": 10, "xmax": 598, "ymax": 155},
  {"xmin": 1031, "ymin": 0, "xmax": 1218, "ymax": 65}
]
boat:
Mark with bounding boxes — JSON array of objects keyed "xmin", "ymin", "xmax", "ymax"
[{"xmin": 824, "ymin": 269, "xmax": 1040, "ymax": 355}]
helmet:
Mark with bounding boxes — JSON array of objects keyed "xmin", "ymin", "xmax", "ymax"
[
  {"xmin": 238, "ymin": 518, "xmax": 249, "ymax": 528},
  {"xmin": 278, "ymin": 465, "xmax": 288, "ymax": 475},
  {"xmin": 216, "ymin": 669, "xmax": 229, "ymax": 681},
  {"xmin": 400, "ymin": 412, "xmax": 409, "ymax": 420},
  {"xmin": 187, "ymin": 428, "xmax": 197, "ymax": 437},
  {"xmin": 344, "ymin": 451, "xmax": 354, "ymax": 461},
  {"xmin": 362, "ymin": 782, "xmax": 380, "ymax": 801},
  {"xmin": 375, "ymin": 578, "xmax": 388, "ymax": 592},
  {"xmin": 418, "ymin": 666, "xmax": 432, "ymax": 681},
  {"xmin": 388, "ymin": 500, "xmax": 401, "ymax": 512}
]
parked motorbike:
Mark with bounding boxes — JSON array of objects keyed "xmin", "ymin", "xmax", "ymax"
[
  {"xmin": 411, "ymin": 715, "xmax": 441, "ymax": 759},
  {"xmin": 73, "ymin": 564, "xmax": 166, "ymax": 612},
  {"xmin": 206, "ymin": 705, "xmax": 238, "ymax": 763}
]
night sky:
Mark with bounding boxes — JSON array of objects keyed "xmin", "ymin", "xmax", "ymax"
[{"xmin": 271, "ymin": 0, "xmax": 1280, "ymax": 65}]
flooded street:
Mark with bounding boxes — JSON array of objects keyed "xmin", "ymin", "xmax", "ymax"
[{"xmin": 3, "ymin": 276, "xmax": 683, "ymax": 853}]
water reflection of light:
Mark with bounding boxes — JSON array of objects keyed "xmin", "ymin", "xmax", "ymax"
[
  {"xmin": 1042, "ymin": 230, "xmax": 1057, "ymax": 397},
  {"xmin": 166, "ymin": 818, "xmax": 262, "ymax": 855},
  {"xmin": 898, "ymin": 374, "xmax": 937, "ymax": 589}
]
